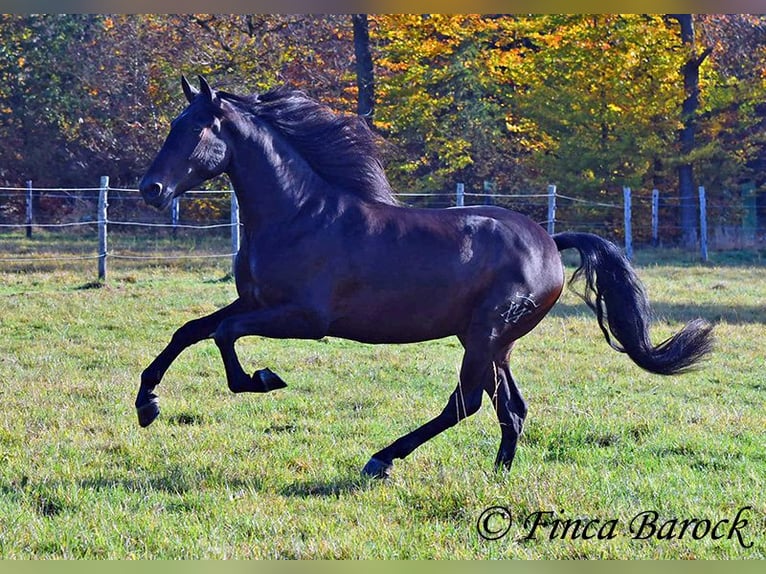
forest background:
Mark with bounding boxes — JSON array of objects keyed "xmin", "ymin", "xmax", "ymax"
[{"xmin": 1, "ymin": 14, "xmax": 765, "ymax": 244}]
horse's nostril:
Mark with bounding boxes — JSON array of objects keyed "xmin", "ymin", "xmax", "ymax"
[
  {"xmin": 139, "ymin": 180, "xmax": 169, "ymax": 209},
  {"xmin": 140, "ymin": 180, "xmax": 163, "ymax": 199},
  {"xmin": 147, "ymin": 182, "xmax": 163, "ymax": 198}
]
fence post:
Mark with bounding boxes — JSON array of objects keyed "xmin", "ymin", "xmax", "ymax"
[
  {"xmin": 483, "ymin": 181, "xmax": 494, "ymax": 205},
  {"xmin": 98, "ymin": 176, "xmax": 109, "ymax": 281},
  {"xmin": 547, "ymin": 184, "xmax": 557, "ymax": 235},
  {"xmin": 26, "ymin": 180, "xmax": 33, "ymax": 239},
  {"xmin": 230, "ymin": 190, "xmax": 240, "ymax": 275},
  {"xmin": 741, "ymin": 182, "xmax": 757, "ymax": 244},
  {"xmin": 699, "ymin": 186, "xmax": 708, "ymax": 262},
  {"xmin": 623, "ymin": 186, "xmax": 633, "ymax": 260},
  {"xmin": 651, "ymin": 189, "xmax": 659, "ymax": 247},
  {"xmin": 456, "ymin": 182, "xmax": 465, "ymax": 207},
  {"xmin": 171, "ymin": 196, "xmax": 180, "ymax": 237}
]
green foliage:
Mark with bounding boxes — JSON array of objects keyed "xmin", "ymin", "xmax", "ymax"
[
  {"xmin": 0, "ymin": 15, "xmax": 357, "ymax": 188},
  {"xmin": 0, "ymin": 15, "xmax": 103, "ymax": 184},
  {"xmin": 693, "ymin": 15, "xmax": 766, "ymax": 192}
]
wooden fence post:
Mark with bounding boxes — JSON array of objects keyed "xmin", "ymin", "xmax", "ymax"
[
  {"xmin": 651, "ymin": 189, "xmax": 659, "ymax": 247},
  {"xmin": 98, "ymin": 176, "xmax": 109, "ymax": 281},
  {"xmin": 547, "ymin": 184, "xmax": 557, "ymax": 235},
  {"xmin": 699, "ymin": 186, "xmax": 708, "ymax": 262},
  {"xmin": 623, "ymin": 186, "xmax": 633, "ymax": 260},
  {"xmin": 456, "ymin": 182, "xmax": 465, "ymax": 207},
  {"xmin": 25, "ymin": 180, "xmax": 33, "ymax": 239},
  {"xmin": 230, "ymin": 189, "xmax": 240, "ymax": 275}
]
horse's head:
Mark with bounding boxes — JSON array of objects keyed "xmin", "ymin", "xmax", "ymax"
[{"xmin": 140, "ymin": 76, "xmax": 231, "ymax": 210}]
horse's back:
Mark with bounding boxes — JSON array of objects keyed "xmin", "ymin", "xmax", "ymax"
[{"xmin": 324, "ymin": 202, "xmax": 564, "ymax": 344}]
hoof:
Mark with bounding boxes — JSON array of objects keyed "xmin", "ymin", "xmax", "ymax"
[
  {"xmin": 136, "ymin": 396, "xmax": 160, "ymax": 427},
  {"xmin": 494, "ymin": 445, "xmax": 518, "ymax": 472},
  {"xmin": 361, "ymin": 457, "xmax": 393, "ymax": 479},
  {"xmin": 230, "ymin": 368, "xmax": 287, "ymax": 394},
  {"xmin": 254, "ymin": 368, "xmax": 287, "ymax": 392}
]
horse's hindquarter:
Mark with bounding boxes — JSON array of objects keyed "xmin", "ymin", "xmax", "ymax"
[{"xmin": 324, "ymin": 204, "xmax": 563, "ymax": 344}]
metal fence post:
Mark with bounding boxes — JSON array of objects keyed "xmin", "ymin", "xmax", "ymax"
[
  {"xmin": 483, "ymin": 181, "xmax": 494, "ymax": 205},
  {"xmin": 171, "ymin": 196, "xmax": 180, "ymax": 237},
  {"xmin": 623, "ymin": 186, "xmax": 633, "ymax": 260},
  {"xmin": 456, "ymin": 182, "xmax": 465, "ymax": 207},
  {"xmin": 98, "ymin": 176, "xmax": 109, "ymax": 281},
  {"xmin": 699, "ymin": 186, "xmax": 708, "ymax": 262},
  {"xmin": 25, "ymin": 180, "xmax": 33, "ymax": 239},
  {"xmin": 651, "ymin": 189, "xmax": 659, "ymax": 247},
  {"xmin": 547, "ymin": 184, "xmax": 557, "ymax": 235}
]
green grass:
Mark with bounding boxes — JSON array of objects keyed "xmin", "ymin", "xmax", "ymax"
[{"xmin": 0, "ymin": 234, "xmax": 764, "ymax": 558}]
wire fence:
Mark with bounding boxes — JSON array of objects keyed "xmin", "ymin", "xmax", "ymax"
[{"xmin": 0, "ymin": 178, "xmax": 762, "ymax": 280}]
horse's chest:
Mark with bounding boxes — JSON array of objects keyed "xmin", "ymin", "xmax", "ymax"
[
  {"xmin": 235, "ymin": 250, "xmax": 268, "ymax": 306},
  {"xmin": 234, "ymin": 246, "xmax": 302, "ymax": 307}
]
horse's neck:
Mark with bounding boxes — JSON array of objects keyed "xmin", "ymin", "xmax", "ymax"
[{"xmin": 226, "ymin": 127, "xmax": 328, "ymax": 230}]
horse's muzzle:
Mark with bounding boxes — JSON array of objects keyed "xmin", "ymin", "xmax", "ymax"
[{"xmin": 140, "ymin": 180, "xmax": 173, "ymax": 210}]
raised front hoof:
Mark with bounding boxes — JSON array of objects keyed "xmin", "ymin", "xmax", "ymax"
[
  {"xmin": 254, "ymin": 368, "xmax": 287, "ymax": 392},
  {"xmin": 229, "ymin": 368, "xmax": 287, "ymax": 394},
  {"xmin": 361, "ymin": 457, "xmax": 393, "ymax": 479},
  {"xmin": 136, "ymin": 397, "xmax": 160, "ymax": 428}
]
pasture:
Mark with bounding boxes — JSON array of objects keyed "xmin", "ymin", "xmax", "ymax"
[{"xmin": 0, "ymin": 231, "xmax": 764, "ymax": 558}]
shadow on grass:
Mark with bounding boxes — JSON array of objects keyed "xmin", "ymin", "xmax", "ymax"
[
  {"xmin": 22, "ymin": 465, "xmax": 376, "ymax": 501},
  {"xmin": 75, "ymin": 473, "xmax": 264, "ymax": 497},
  {"xmin": 630, "ymin": 248, "xmax": 766, "ymax": 268},
  {"xmin": 550, "ymin": 301, "xmax": 766, "ymax": 325},
  {"xmin": 280, "ymin": 475, "xmax": 378, "ymax": 498},
  {"xmin": 65, "ymin": 474, "xmax": 375, "ymax": 502}
]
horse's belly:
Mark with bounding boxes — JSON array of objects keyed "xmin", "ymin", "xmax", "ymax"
[
  {"xmin": 327, "ymin": 286, "xmax": 471, "ymax": 344},
  {"xmin": 328, "ymin": 318, "xmax": 456, "ymax": 345}
]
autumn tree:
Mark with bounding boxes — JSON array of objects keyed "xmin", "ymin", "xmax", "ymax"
[
  {"xmin": 373, "ymin": 15, "xmax": 539, "ymax": 197},
  {"xmin": 692, "ymin": 15, "xmax": 766, "ymax": 224},
  {"xmin": 2, "ymin": 14, "xmax": 765, "ymax": 240},
  {"xmin": 373, "ymin": 14, "xmax": 690, "ymax": 220},
  {"xmin": 0, "ymin": 15, "xmax": 359, "ymax": 188},
  {"xmin": 515, "ymin": 16, "xmax": 683, "ymax": 196},
  {"xmin": 0, "ymin": 15, "xmax": 108, "ymax": 186}
]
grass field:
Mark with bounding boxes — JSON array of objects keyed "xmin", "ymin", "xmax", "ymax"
[{"xmin": 0, "ymin": 231, "xmax": 764, "ymax": 558}]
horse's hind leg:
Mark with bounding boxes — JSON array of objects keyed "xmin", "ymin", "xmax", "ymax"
[
  {"xmin": 486, "ymin": 345, "xmax": 528, "ymax": 470},
  {"xmin": 362, "ymin": 338, "xmax": 492, "ymax": 478},
  {"xmin": 136, "ymin": 298, "xmax": 247, "ymax": 427}
]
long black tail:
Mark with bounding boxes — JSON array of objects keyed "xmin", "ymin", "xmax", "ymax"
[{"xmin": 553, "ymin": 232, "xmax": 714, "ymax": 375}]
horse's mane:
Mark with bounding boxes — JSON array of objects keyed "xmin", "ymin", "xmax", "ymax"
[{"xmin": 221, "ymin": 86, "xmax": 398, "ymax": 206}]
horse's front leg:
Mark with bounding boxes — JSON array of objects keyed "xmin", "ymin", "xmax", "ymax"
[
  {"xmin": 213, "ymin": 305, "xmax": 328, "ymax": 394},
  {"xmin": 136, "ymin": 298, "xmax": 247, "ymax": 427}
]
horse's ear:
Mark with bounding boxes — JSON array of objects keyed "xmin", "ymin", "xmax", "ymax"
[
  {"xmin": 198, "ymin": 75, "xmax": 215, "ymax": 103},
  {"xmin": 181, "ymin": 75, "xmax": 198, "ymax": 103}
]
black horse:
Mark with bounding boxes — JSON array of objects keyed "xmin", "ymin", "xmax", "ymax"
[{"xmin": 137, "ymin": 76, "xmax": 713, "ymax": 477}]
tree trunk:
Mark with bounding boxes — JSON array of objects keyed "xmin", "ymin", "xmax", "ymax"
[
  {"xmin": 352, "ymin": 14, "xmax": 375, "ymax": 126},
  {"xmin": 671, "ymin": 14, "xmax": 711, "ymax": 247}
]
